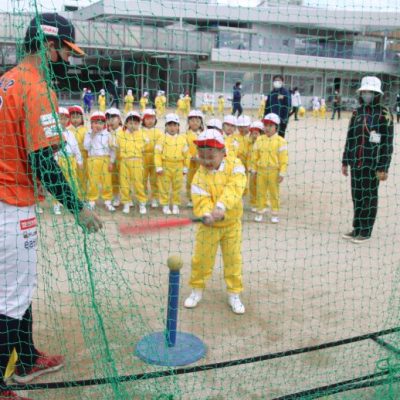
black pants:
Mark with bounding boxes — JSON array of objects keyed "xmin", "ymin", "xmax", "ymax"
[
  {"xmin": 397, "ymin": 113, "xmax": 400, "ymax": 123},
  {"xmin": 331, "ymin": 106, "xmax": 341, "ymax": 120},
  {"xmin": 350, "ymin": 167, "xmax": 380, "ymax": 238},
  {"xmin": 289, "ymin": 107, "xmax": 299, "ymax": 120},
  {"xmin": 0, "ymin": 306, "xmax": 38, "ymax": 388},
  {"xmin": 278, "ymin": 122, "xmax": 288, "ymax": 138},
  {"xmin": 232, "ymin": 103, "xmax": 243, "ymax": 117}
]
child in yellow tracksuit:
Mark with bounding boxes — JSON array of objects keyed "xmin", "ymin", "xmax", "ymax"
[
  {"xmin": 53, "ymin": 107, "xmax": 83, "ymax": 215},
  {"xmin": 233, "ymin": 115, "xmax": 251, "ymax": 170},
  {"xmin": 217, "ymin": 95, "xmax": 225, "ymax": 116},
  {"xmin": 155, "ymin": 113, "xmax": 190, "ymax": 215},
  {"xmin": 139, "ymin": 92, "xmax": 149, "ymax": 113},
  {"xmin": 176, "ymin": 94, "xmax": 186, "ymax": 118},
  {"xmin": 107, "ymin": 108, "xmax": 123, "ymax": 207},
  {"xmin": 247, "ymin": 121, "xmax": 264, "ymax": 212},
  {"xmin": 141, "ymin": 109, "xmax": 163, "ymax": 208},
  {"xmin": 222, "ymin": 115, "xmax": 239, "ymax": 161},
  {"xmin": 68, "ymin": 105, "xmax": 88, "ymax": 200},
  {"xmin": 115, "ymin": 111, "xmax": 147, "ymax": 215},
  {"xmin": 184, "ymin": 129, "xmax": 247, "ymax": 314},
  {"xmin": 258, "ymin": 95, "xmax": 267, "ymax": 119},
  {"xmin": 98, "ymin": 89, "xmax": 106, "ymax": 112},
  {"xmin": 250, "ymin": 113, "xmax": 288, "ymax": 224},
  {"xmin": 185, "ymin": 110, "xmax": 204, "ymax": 207},
  {"xmin": 183, "ymin": 93, "xmax": 191, "ymax": 116},
  {"xmin": 124, "ymin": 89, "xmax": 134, "ymax": 113},
  {"xmin": 155, "ymin": 91, "xmax": 167, "ymax": 117},
  {"xmin": 84, "ymin": 111, "xmax": 116, "ymax": 212}
]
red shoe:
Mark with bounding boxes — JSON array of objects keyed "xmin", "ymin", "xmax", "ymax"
[
  {"xmin": 0, "ymin": 390, "xmax": 32, "ymax": 400},
  {"xmin": 13, "ymin": 351, "xmax": 64, "ymax": 384}
]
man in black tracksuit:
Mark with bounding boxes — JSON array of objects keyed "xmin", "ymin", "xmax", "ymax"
[{"xmin": 342, "ymin": 76, "xmax": 394, "ymax": 244}]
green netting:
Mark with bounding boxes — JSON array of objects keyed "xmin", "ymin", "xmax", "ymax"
[{"xmin": 0, "ymin": 0, "xmax": 399, "ymax": 399}]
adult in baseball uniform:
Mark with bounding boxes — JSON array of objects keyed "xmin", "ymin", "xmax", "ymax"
[{"xmin": 0, "ymin": 13, "xmax": 102, "ymax": 400}]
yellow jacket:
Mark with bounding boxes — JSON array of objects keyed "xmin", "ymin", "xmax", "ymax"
[
  {"xmin": 232, "ymin": 133, "xmax": 250, "ymax": 168},
  {"xmin": 69, "ymin": 125, "xmax": 88, "ymax": 158},
  {"xmin": 186, "ymin": 129, "xmax": 199, "ymax": 159},
  {"xmin": 225, "ymin": 135, "xmax": 239, "ymax": 160},
  {"xmin": 218, "ymin": 98, "xmax": 225, "ymax": 109},
  {"xmin": 155, "ymin": 96, "xmax": 163, "ymax": 109},
  {"xmin": 98, "ymin": 95, "xmax": 106, "ymax": 107},
  {"xmin": 183, "ymin": 96, "xmax": 191, "ymax": 111},
  {"xmin": 250, "ymin": 134, "xmax": 288, "ymax": 176},
  {"xmin": 192, "ymin": 158, "xmax": 247, "ymax": 227},
  {"xmin": 139, "ymin": 97, "xmax": 148, "ymax": 110},
  {"xmin": 115, "ymin": 129, "xmax": 145, "ymax": 159},
  {"xmin": 140, "ymin": 127, "xmax": 163, "ymax": 154},
  {"xmin": 154, "ymin": 133, "xmax": 190, "ymax": 169},
  {"xmin": 177, "ymin": 99, "xmax": 185, "ymax": 111}
]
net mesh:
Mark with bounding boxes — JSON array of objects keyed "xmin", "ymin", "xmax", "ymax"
[{"xmin": 0, "ymin": 0, "xmax": 399, "ymax": 399}]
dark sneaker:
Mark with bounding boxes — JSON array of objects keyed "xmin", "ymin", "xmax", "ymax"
[
  {"xmin": 342, "ymin": 231, "xmax": 356, "ymax": 240},
  {"xmin": 0, "ymin": 391, "xmax": 32, "ymax": 400},
  {"xmin": 13, "ymin": 351, "xmax": 64, "ymax": 384},
  {"xmin": 351, "ymin": 236, "xmax": 371, "ymax": 244}
]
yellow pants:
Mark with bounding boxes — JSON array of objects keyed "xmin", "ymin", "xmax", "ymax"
[
  {"xmin": 319, "ymin": 106, "xmax": 326, "ymax": 118},
  {"xmin": 256, "ymin": 169, "xmax": 280, "ymax": 213},
  {"xmin": 312, "ymin": 109, "xmax": 319, "ymax": 118},
  {"xmin": 156, "ymin": 106, "xmax": 165, "ymax": 117},
  {"xmin": 86, "ymin": 156, "xmax": 113, "ymax": 201},
  {"xmin": 76, "ymin": 155, "xmax": 88, "ymax": 200},
  {"xmin": 112, "ymin": 158, "xmax": 120, "ymax": 197},
  {"xmin": 190, "ymin": 222, "xmax": 243, "ymax": 293},
  {"xmin": 218, "ymin": 105, "xmax": 224, "ymax": 115},
  {"xmin": 186, "ymin": 160, "xmax": 199, "ymax": 200},
  {"xmin": 157, "ymin": 161, "xmax": 184, "ymax": 206},
  {"xmin": 143, "ymin": 153, "xmax": 159, "ymax": 200},
  {"xmin": 119, "ymin": 158, "xmax": 147, "ymax": 204},
  {"xmin": 124, "ymin": 104, "xmax": 133, "ymax": 113},
  {"xmin": 249, "ymin": 172, "xmax": 257, "ymax": 208},
  {"xmin": 5, "ymin": 348, "xmax": 18, "ymax": 379}
]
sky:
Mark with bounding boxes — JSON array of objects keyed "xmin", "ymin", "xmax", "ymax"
[{"xmin": 0, "ymin": 0, "xmax": 399, "ymax": 13}]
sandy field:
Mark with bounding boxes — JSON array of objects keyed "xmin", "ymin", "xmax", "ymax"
[{"xmin": 14, "ymin": 111, "xmax": 400, "ymax": 399}]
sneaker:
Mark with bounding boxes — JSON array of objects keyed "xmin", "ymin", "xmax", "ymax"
[
  {"xmin": 342, "ymin": 230, "xmax": 356, "ymax": 240},
  {"xmin": 129, "ymin": 201, "xmax": 134, "ymax": 207},
  {"xmin": 251, "ymin": 207, "xmax": 258, "ymax": 213},
  {"xmin": 13, "ymin": 351, "xmax": 64, "ymax": 384},
  {"xmin": 0, "ymin": 391, "xmax": 32, "ymax": 400},
  {"xmin": 139, "ymin": 203, "xmax": 147, "ymax": 215},
  {"xmin": 104, "ymin": 201, "xmax": 116, "ymax": 212},
  {"xmin": 254, "ymin": 214, "xmax": 263, "ymax": 222},
  {"xmin": 228, "ymin": 294, "xmax": 245, "ymax": 314},
  {"xmin": 162, "ymin": 205, "xmax": 172, "ymax": 215},
  {"xmin": 184, "ymin": 289, "xmax": 203, "ymax": 308},
  {"xmin": 53, "ymin": 204, "xmax": 61, "ymax": 215},
  {"xmin": 186, "ymin": 201, "xmax": 193, "ymax": 208},
  {"xmin": 172, "ymin": 205, "xmax": 180, "ymax": 215},
  {"xmin": 112, "ymin": 197, "xmax": 120, "ymax": 207},
  {"xmin": 271, "ymin": 216, "xmax": 279, "ymax": 224},
  {"xmin": 122, "ymin": 204, "xmax": 130, "ymax": 214},
  {"xmin": 351, "ymin": 236, "xmax": 371, "ymax": 244},
  {"xmin": 151, "ymin": 199, "xmax": 159, "ymax": 208}
]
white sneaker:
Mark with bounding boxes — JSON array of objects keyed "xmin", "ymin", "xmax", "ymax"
[
  {"xmin": 53, "ymin": 204, "xmax": 61, "ymax": 215},
  {"xmin": 186, "ymin": 201, "xmax": 193, "ymax": 208},
  {"xmin": 104, "ymin": 201, "xmax": 116, "ymax": 212},
  {"xmin": 112, "ymin": 197, "xmax": 120, "ymax": 207},
  {"xmin": 228, "ymin": 294, "xmax": 245, "ymax": 314},
  {"xmin": 139, "ymin": 203, "xmax": 147, "ymax": 215},
  {"xmin": 162, "ymin": 205, "xmax": 172, "ymax": 215},
  {"xmin": 184, "ymin": 289, "xmax": 203, "ymax": 308},
  {"xmin": 122, "ymin": 204, "xmax": 130, "ymax": 214},
  {"xmin": 172, "ymin": 205, "xmax": 180, "ymax": 215},
  {"xmin": 251, "ymin": 207, "xmax": 258, "ymax": 213},
  {"xmin": 271, "ymin": 216, "xmax": 279, "ymax": 224},
  {"xmin": 254, "ymin": 214, "xmax": 263, "ymax": 222},
  {"xmin": 87, "ymin": 201, "xmax": 96, "ymax": 210},
  {"xmin": 151, "ymin": 199, "xmax": 159, "ymax": 208},
  {"xmin": 129, "ymin": 201, "xmax": 134, "ymax": 207}
]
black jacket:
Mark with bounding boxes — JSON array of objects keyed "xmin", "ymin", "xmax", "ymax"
[{"xmin": 342, "ymin": 104, "xmax": 394, "ymax": 172}]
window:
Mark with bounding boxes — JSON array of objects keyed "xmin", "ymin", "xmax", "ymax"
[
  {"xmin": 292, "ymin": 76, "xmax": 314, "ymax": 97},
  {"xmin": 225, "ymin": 71, "xmax": 245, "ymax": 93},
  {"xmin": 196, "ymin": 70, "xmax": 214, "ymax": 92},
  {"xmin": 262, "ymin": 74, "xmax": 272, "ymax": 93}
]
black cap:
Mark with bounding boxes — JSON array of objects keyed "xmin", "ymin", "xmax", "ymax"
[{"xmin": 25, "ymin": 13, "xmax": 84, "ymax": 56}]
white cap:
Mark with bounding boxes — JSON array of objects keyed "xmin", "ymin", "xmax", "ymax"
[
  {"xmin": 223, "ymin": 115, "xmax": 237, "ymax": 126},
  {"xmin": 58, "ymin": 107, "xmax": 70, "ymax": 116},
  {"xmin": 142, "ymin": 108, "xmax": 156, "ymax": 118},
  {"xmin": 357, "ymin": 76, "xmax": 383, "ymax": 94},
  {"xmin": 263, "ymin": 113, "xmax": 281, "ymax": 125},
  {"xmin": 100, "ymin": 89, "xmax": 105, "ymax": 95},
  {"xmin": 106, "ymin": 108, "xmax": 121, "ymax": 118},
  {"xmin": 236, "ymin": 115, "xmax": 251, "ymax": 127},
  {"xmin": 90, "ymin": 111, "xmax": 106, "ymax": 122},
  {"xmin": 188, "ymin": 109, "xmax": 204, "ymax": 119},
  {"xmin": 165, "ymin": 113, "xmax": 180, "ymax": 124},
  {"xmin": 143, "ymin": 91, "xmax": 149, "ymax": 96},
  {"xmin": 250, "ymin": 121, "xmax": 264, "ymax": 131},
  {"xmin": 125, "ymin": 111, "xmax": 141, "ymax": 121},
  {"xmin": 194, "ymin": 129, "xmax": 225, "ymax": 149},
  {"xmin": 206, "ymin": 118, "xmax": 223, "ymax": 131},
  {"xmin": 179, "ymin": 94, "xmax": 184, "ymax": 99},
  {"xmin": 127, "ymin": 89, "xmax": 132, "ymax": 95}
]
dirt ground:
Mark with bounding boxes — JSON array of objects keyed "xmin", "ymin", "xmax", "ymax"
[{"xmin": 18, "ymin": 111, "xmax": 400, "ymax": 399}]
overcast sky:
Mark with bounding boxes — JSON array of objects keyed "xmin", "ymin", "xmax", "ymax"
[{"xmin": 0, "ymin": 0, "xmax": 399, "ymax": 13}]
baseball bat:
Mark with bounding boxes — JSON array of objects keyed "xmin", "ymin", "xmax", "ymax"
[{"xmin": 119, "ymin": 217, "xmax": 204, "ymax": 236}]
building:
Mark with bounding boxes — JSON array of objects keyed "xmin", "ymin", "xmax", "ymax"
[{"xmin": 0, "ymin": 0, "xmax": 399, "ymax": 109}]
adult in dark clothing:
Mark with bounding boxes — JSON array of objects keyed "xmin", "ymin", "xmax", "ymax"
[
  {"xmin": 264, "ymin": 75, "xmax": 291, "ymax": 138},
  {"xmin": 83, "ymin": 89, "xmax": 94, "ymax": 114},
  {"xmin": 395, "ymin": 93, "xmax": 400, "ymax": 123},
  {"xmin": 342, "ymin": 76, "xmax": 394, "ymax": 244},
  {"xmin": 331, "ymin": 91, "xmax": 342, "ymax": 120},
  {"xmin": 232, "ymin": 81, "xmax": 243, "ymax": 117}
]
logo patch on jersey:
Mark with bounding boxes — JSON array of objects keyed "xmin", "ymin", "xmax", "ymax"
[
  {"xmin": 40, "ymin": 113, "xmax": 59, "ymax": 138},
  {"xmin": 20, "ymin": 217, "xmax": 37, "ymax": 230},
  {"xmin": 40, "ymin": 113, "xmax": 56, "ymax": 126},
  {"xmin": 41, "ymin": 25, "xmax": 59, "ymax": 36}
]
